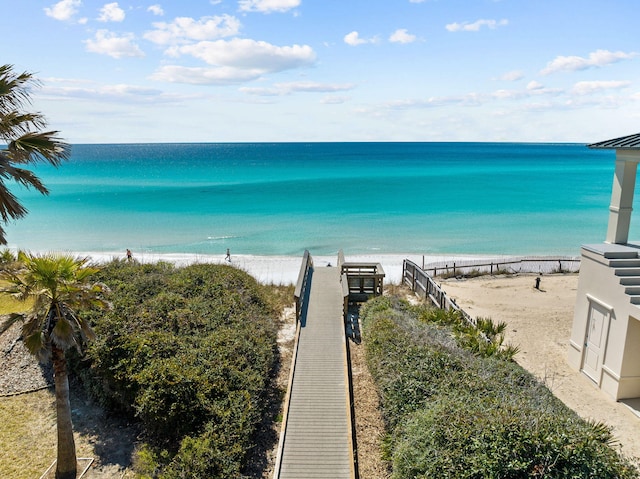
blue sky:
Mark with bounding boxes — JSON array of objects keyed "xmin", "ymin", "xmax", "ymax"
[{"xmin": 2, "ymin": 0, "xmax": 639, "ymax": 143}]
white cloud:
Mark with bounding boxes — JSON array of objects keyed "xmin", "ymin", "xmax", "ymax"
[
  {"xmin": 499, "ymin": 70, "xmax": 524, "ymax": 81},
  {"xmin": 40, "ymin": 81, "xmax": 183, "ymax": 104},
  {"xmin": 377, "ymin": 81, "xmax": 568, "ymax": 115},
  {"xmin": 147, "ymin": 4, "xmax": 164, "ymax": 16},
  {"xmin": 98, "ymin": 2, "xmax": 125, "ymax": 22},
  {"xmin": 240, "ymin": 81, "xmax": 355, "ymax": 96},
  {"xmin": 384, "ymin": 92, "xmax": 487, "ymax": 110},
  {"xmin": 153, "ymin": 38, "xmax": 316, "ymax": 84},
  {"xmin": 44, "ymin": 0, "xmax": 82, "ymax": 21},
  {"xmin": 84, "ymin": 30, "xmax": 145, "ymax": 58},
  {"xmin": 389, "ymin": 29, "xmax": 416, "ymax": 44},
  {"xmin": 344, "ymin": 31, "xmax": 377, "ymax": 46},
  {"xmin": 344, "ymin": 31, "xmax": 365, "ymax": 46},
  {"xmin": 171, "ymin": 38, "xmax": 315, "ymax": 71},
  {"xmin": 571, "ymin": 80, "xmax": 631, "ymax": 95},
  {"xmin": 144, "ymin": 15, "xmax": 241, "ymax": 45},
  {"xmin": 492, "ymin": 89, "xmax": 522, "ymax": 100},
  {"xmin": 238, "ymin": 0, "xmax": 300, "ymax": 13},
  {"xmin": 150, "ymin": 65, "xmax": 264, "ymax": 85},
  {"xmin": 321, "ymin": 95, "xmax": 350, "ymax": 104},
  {"xmin": 445, "ymin": 19, "xmax": 508, "ymax": 32},
  {"xmin": 541, "ymin": 49, "xmax": 638, "ymax": 75}
]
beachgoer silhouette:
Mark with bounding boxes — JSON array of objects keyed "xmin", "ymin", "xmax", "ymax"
[
  {"xmin": 225, "ymin": 248, "xmax": 231, "ymax": 262},
  {"xmin": 535, "ymin": 276, "xmax": 541, "ymax": 290},
  {"xmin": 126, "ymin": 249, "xmax": 132, "ymax": 261}
]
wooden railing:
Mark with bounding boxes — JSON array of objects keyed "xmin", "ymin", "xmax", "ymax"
[
  {"xmin": 421, "ymin": 256, "xmax": 580, "ymax": 277},
  {"xmin": 402, "ymin": 259, "xmax": 477, "ymax": 327},
  {"xmin": 294, "ymin": 250, "xmax": 313, "ymax": 323}
]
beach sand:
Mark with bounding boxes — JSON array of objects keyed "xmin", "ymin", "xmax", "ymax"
[
  {"xmin": 440, "ymin": 273, "xmax": 640, "ymax": 463},
  {"xmin": 79, "ymin": 251, "xmax": 491, "ymax": 285}
]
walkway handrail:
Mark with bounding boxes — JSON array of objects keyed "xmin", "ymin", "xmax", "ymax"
[
  {"xmin": 294, "ymin": 250, "xmax": 313, "ymax": 323},
  {"xmin": 403, "ymin": 259, "xmax": 477, "ymax": 327},
  {"xmin": 340, "ymin": 272, "xmax": 350, "ymax": 320}
]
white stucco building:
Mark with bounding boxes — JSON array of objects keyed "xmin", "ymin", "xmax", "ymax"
[{"xmin": 569, "ymin": 133, "xmax": 640, "ymax": 400}]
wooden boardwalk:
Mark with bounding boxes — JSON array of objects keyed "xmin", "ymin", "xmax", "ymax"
[{"xmin": 274, "ymin": 266, "xmax": 355, "ymax": 479}]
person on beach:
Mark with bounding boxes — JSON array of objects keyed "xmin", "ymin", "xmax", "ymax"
[
  {"xmin": 225, "ymin": 248, "xmax": 231, "ymax": 262},
  {"xmin": 126, "ymin": 249, "xmax": 132, "ymax": 262},
  {"xmin": 535, "ymin": 276, "xmax": 541, "ymax": 290}
]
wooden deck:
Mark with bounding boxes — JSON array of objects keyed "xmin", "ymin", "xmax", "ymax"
[{"xmin": 274, "ymin": 266, "xmax": 355, "ymax": 479}]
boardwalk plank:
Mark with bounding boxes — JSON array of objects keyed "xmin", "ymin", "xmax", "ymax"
[{"xmin": 275, "ymin": 266, "xmax": 355, "ymax": 479}]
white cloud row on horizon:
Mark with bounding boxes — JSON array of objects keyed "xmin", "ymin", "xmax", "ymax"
[{"xmin": 40, "ymin": 73, "xmax": 637, "ymax": 113}]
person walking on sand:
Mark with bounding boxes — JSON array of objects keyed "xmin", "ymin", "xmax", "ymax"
[
  {"xmin": 225, "ymin": 248, "xmax": 231, "ymax": 262},
  {"xmin": 126, "ymin": 249, "xmax": 132, "ymax": 262}
]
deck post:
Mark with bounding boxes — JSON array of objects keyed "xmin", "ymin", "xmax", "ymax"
[{"xmin": 606, "ymin": 153, "xmax": 638, "ymax": 244}]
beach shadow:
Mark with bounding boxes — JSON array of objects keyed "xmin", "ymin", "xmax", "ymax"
[
  {"xmin": 620, "ymin": 398, "xmax": 640, "ymax": 419},
  {"xmin": 242, "ymin": 350, "xmax": 284, "ymax": 478},
  {"xmin": 346, "ymin": 304, "xmax": 361, "ymax": 344},
  {"xmin": 69, "ymin": 381, "xmax": 139, "ymax": 474}
]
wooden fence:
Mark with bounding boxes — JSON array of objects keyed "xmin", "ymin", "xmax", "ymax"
[
  {"xmin": 421, "ymin": 256, "xmax": 580, "ymax": 278},
  {"xmin": 402, "ymin": 259, "xmax": 477, "ymax": 326}
]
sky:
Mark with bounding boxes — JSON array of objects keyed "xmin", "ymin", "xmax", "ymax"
[{"xmin": 2, "ymin": 0, "xmax": 640, "ymax": 143}]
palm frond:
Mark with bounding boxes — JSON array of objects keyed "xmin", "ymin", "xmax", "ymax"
[
  {"xmin": 0, "ymin": 252, "xmax": 109, "ymax": 358},
  {"xmin": 7, "ymin": 131, "xmax": 70, "ymax": 166},
  {"xmin": 0, "ymin": 185, "xmax": 28, "ymax": 221},
  {"xmin": 0, "ymin": 65, "xmax": 69, "ymax": 245},
  {"xmin": 585, "ymin": 419, "xmax": 617, "ymax": 447},
  {"xmin": 0, "ymin": 65, "xmax": 38, "ymax": 114},
  {"xmin": 0, "ymin": 163, "xmax": 50, "ymax": 193},
  {"xmin": 51, "ymin": 315, "xmax": 77, "ymax": 350},
  {"xmin": 23, "ymin": 330, "xmax": 47, "ymax": 357}
]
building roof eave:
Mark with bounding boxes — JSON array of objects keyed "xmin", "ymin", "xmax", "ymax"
[{"xmin": 588, "ymin": 133, "xmax": 640, "ymax": 149}]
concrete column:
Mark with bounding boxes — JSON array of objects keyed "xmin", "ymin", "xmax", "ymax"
[{"xmin": 606, "ymin": 153, "xmax": 639, "ymax": 244}]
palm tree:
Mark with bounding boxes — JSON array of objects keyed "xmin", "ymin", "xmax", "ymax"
[
  {"xmin": 0, "ymin": 252, "xmax": 110, "ymax": 479},
  {"xmin": 0, "ymin": 64, "xmax": 69, "ymax": 244}
]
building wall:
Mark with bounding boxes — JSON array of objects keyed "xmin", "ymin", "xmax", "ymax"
[
  {"xmin": 619, "ymin": 317, "xmax": 640, "ymax": 398},
  {"xmin": 569, "ymin": 246, "xmax": 635, "ymax": 400}
]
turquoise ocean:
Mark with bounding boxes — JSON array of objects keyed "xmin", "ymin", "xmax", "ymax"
[{"xmin": 4, "ymin": 142, "xmax": 623, "ymax": 257}]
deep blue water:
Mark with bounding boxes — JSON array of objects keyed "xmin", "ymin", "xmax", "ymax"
[{"xmin": 5, "ymin": 142, "xmax": 620, "ymax": 256}]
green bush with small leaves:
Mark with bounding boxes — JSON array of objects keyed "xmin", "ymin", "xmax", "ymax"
[
  {"xmin": 75, "ymin": 259, "xmax": 280, "ymax": 478},
  {"xmin": 361, "ymin": 296, "xmax": 638, "ymax": 479}
]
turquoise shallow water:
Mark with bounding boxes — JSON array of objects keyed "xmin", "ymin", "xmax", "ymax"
[{"xmin": 4, "ymin": 142, "xmax": 622, "ymax": 256}]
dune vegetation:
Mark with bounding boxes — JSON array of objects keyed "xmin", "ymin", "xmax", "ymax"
[
  {"xmin": 360, "ymin": 295, "xmax": 639, "ymax": 479},
  {"xmin": 72, "ymin": 259, "xmax": 288, "ymax": 478}
]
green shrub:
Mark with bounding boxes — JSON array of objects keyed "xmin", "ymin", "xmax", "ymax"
[
  {"xmin": 75, "ymin": 260, "xmax": 280, "ymax": 477},
  {"xmin": 360, "ymin": 296, "xmax": 638, "ymax": 479}
]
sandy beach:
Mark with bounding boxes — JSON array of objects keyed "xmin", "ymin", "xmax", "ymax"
[
  {"xmin": 440, "ymin": 273, "xmax": 640, "ymax": 463},
  {"xmin": 74, "ymin": 250, "xmax": 497, "ymax": 285}
]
